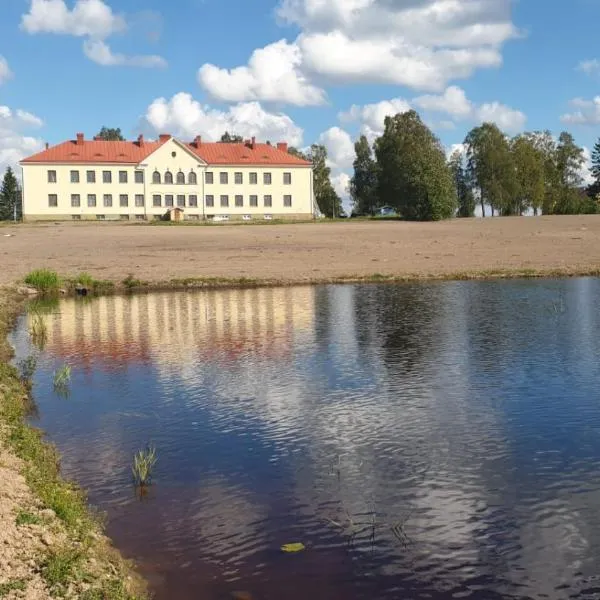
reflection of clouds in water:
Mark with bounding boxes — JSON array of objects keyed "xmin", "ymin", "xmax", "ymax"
[{"xmin": 27, "ymin": 280, "xmax": 600, "ymax": 598}]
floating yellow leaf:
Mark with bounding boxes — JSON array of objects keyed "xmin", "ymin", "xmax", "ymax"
[{"xmin": 280, "ymin": 542, "xmax": 305, "ymax": 553}]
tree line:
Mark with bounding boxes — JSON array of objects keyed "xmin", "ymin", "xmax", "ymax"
[{"xmin": 351, "ymin": 110, "xmax": 600, "ymax": 219}]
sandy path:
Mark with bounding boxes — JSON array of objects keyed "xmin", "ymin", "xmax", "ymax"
[{"xmin": 1, "ymin": 216, "xmax": 600, "ymax": 284}]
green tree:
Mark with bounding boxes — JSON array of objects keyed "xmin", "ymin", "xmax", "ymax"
[
  {"xmin": 96, "ymin": 127, "xmax": 125, "ymax": 141},
  {"xmin": 511, "ymin": 135, "xmax": 545, "ymax": 215},
  {"xmin": 288, "ymin": 147, "xmax": 309, "ymax": 160},
  {"xmin": 0, "ymin": 167, "xmax": 21, "ymax": 221},
  {"xmin": 552, "ymin": 132, "xmax": 586, "ymax": 214},
  {"xmin": 350, "ymin": 135, "xmax": 379, "ymax": 215},
  {"xmin": 374, "ymin": 110, "xmax": 456, "ymax": 221},
  {"xmin": 465, "ymin": 123, "xmax": 516, "ymax": 216},
  {"xmin": 220, "ymin": 131, "xmax": 244, "ymax": 143},
  {"xmin": 307, "ymin": 144, "xmax": 343, "ymax": 218},
  {"xmin": 448, "ymin": 149, "xmax": 475, "ymax": 218}
]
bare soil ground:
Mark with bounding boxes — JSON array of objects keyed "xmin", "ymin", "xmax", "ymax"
[{"xmin": 2, "ymin": 216, "xmax": 600, "ymax": 284}]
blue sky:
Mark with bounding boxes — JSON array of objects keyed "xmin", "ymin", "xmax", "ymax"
[{"xmin": 2, "ymin": 0, "xmax": 600, "ymax": 199}]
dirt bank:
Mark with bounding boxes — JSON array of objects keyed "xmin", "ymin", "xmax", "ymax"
[{"xmin": 2, "ymin": 216, "xmax": 600, "ymax": 286}]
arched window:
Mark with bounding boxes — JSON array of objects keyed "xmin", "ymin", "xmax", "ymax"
[
  {"xmin": 152, "ymin": 171, "xmax": 161, "ymax": 184},
  {"xmin": 176, "ymin": 171, "xmax": 185, "ymax": 185},
  {"xmin": 164, "ymin": 171, "xmax": 173, "ymax": 184},
  {"xmin": 188, "ymin": 171, "xmax": 197, "ymax": 185}
]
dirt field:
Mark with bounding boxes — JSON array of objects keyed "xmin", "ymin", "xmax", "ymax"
[{"xmin": 2, "ymin": 216, "xmax": 600, "ymax": 285}]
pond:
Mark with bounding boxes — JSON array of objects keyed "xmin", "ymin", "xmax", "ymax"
[{"xmin": 12, "ymin": 280, "xmax": 600, "ymax": 600}]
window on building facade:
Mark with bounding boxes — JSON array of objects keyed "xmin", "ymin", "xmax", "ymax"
[
  {"xmin": 177, "ymin": 195, "xmax": 185, "ymax": 207},
  {"xmin": 103, "ymin": 171, "xmax": 112, "ymax": 184},
  {"xmin": 135, "ymin": 171, "xmax": 144, "ymax": 184},
  {"xmin": 48, "ymin": 170, "xmax": 57, "ymax": 183},
  {"xmin": 70, "ymin": 170, "xmax": 80, "ymax": 183},
  {"xmin": 249, "ymin": 195, "xmax": 258, "ymax": 207},
  {"xmin": 284, "ymin": 195, "xmax": 292, "ymax": 207},
  {"xmin": 103, "ymin": 194, "xmax": 113, "ymax": 207},
  {"xmin": 152, "ymin": 195, "xmax": 161, "ymax": 207},
  {"xmin": 96, "ymin": 215, "xmax": 105, "ymax": 221},
  {"xmin": 177, "ymin": 172, "xmax": 185, "ymax": 185},
  {"xmin": 235, "ymin": 195, "xmax": 243, "ymax": 207},
  {"xmin": 165, "ymin": 195, "xmax": 174, "ymax": 207},
  {"xmin": 135, "ymin": 195, "xmax": 144, "ymax": 207},
  {"xmin": 264, "ymin": 172, "xmax": 272, "ymax": 185},
  {"xmin": 88, "ymin": 194, "xmax": 97, "ymax": 207},
  {"xmin": 165, "ymin": 172, "xmax": 173, "ymax": 184},
  {"xmin": 220, "ymin": 195, "xmax": 229, "ymax": 207},
  {"xmin": 205, "ymin": 172, "xmax": 214, "ymax": 184},
  {"xmin": 264, "ymin": 195, "xmax": 272, "ymax": 207},
  {"xmin": 87, "ymin": 170, "xmax": 96, "ymax": 183},
  {"xmin": 71, "ymin": 194, "xmax": 80, "ymax": 207},
  {"xmin": 206, "ymin": 195, "xmax": 214, "ymax": 207},
  {"xmin": 120, "ymin": 194, "xmax": 128, "ymax": 207},
  {"xmin": 135, "ymin": 215, "xmax": 145, "ymax": 221},
  {"xmin": 249, "ymin": 172, "xmax": 258, "ymax": 184},
  {"xmin": 189, "ymin": 195, "xmax": 198, "ymax": 207},
  {"xmin": 48, "ymin": 194, "xmax": 58, "ymax": 207},
  {"xmin": 284, "ymin": 172, "xmax": 292, "ymax": 185},
  {"xmin": 189, "ymin": 172, "xmax": 197, "ymax": 185},
  {"xmin": 119, "ymin": 171, "xmax": 128, "ymax": 184},
  {"xmin": 120, "ymin": 214, "xmax": 129, "ymax": 221},
  {"xmin": 220, "ymin": 172, "xmax": 228, "ymax": 184},
  {"xmin": 152, "ymin": 171, "xmax": 161, "ymax": 184},
  {"xmin": 72, "ymin": 215, "xmax": 81, "ymax": 220},
  {"xmin": 235, "ymin": 172, "xmax": 243, "ymax": 184}
]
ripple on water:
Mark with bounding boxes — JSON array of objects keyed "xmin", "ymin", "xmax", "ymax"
[{"xmin": 18, "ymin": 280, "xmax": 600, "ymax": 599}]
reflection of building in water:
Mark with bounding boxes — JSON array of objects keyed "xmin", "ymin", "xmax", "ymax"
[{"xmin": 35, "ymin": 287, "xmax": 316, "ymax": 369}]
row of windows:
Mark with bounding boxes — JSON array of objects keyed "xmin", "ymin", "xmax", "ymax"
[
  {"xmin": 48, "ymin": 193, "xmax": 294, "ymax": 208},
  {"xmin": 48, "ymin": 170, "xmax": 145, "ymax": 184},
  {"xmin": 204, "ymin": 172, "xmax": 291, "ymax": 185},
  {"xmin": 151, "ymin": 194, "xmax": 293, "ymax": 208},
  {"xmin": 49, "ymin": 194, "xmax": 145, "ymax": 207},
  {"xmin": 151, "ymin": 171, "xmax": 292, "ymax": 185},
  {"xmin": 47, "ymin": 169, "xmax": 293, "ymax": 186}
]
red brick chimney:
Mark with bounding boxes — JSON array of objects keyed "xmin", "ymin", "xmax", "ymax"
[
  {"xmin": 138, "ymin": 134, "xmax": 145, "ymax": 147},
  {"xmin": 194, "ymin": 135, "xmax": 202, "ymax": 148},
  {"xmin": 251, "ymin": 136, "xmax": 256, "ymax": 149},
  {"xmin": 159, "ymin": 134, "xmax": 171, "ymax": 142},
  {"xmin": 277, "ymin": 142, "xmax": 288, "ymax": 153},
  {"xmin": 76, "ymin": 132, "xmax": 84, "ymax": 145},
  {"xmin": 45, "ymin": 142, "xmax": 49, "ymax": 150}
]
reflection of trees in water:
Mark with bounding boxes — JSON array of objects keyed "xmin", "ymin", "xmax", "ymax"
[{"xmin": 352, "ymin": 284, "xmax": 440, "ymax": 375}]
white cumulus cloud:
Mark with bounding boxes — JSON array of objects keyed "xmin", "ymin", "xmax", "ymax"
[
  {"xmin": 561, "ymin": 97, "xmax": 600, "ymax": 126},
  {"xmin": 318, "ymin": 127, "xmax": 354, "ymax": 169},
  {"xmin": 199, "ymin": 40, "xmax": 326, "ymax": 106},
  {"xmin": 0, "ymin": 56, "xmax": 12, "ymax": 85},
  {"xmin": 21, "ymin": 0, "xmax": 167, "ymax": 68},
  {"xmin": 414, "ymin": 86, "xmax": 473, "ymax": 118},
  {"xmin": 339, "ymin": 97, "xmax": 411, "ymax": 139},
  {"xmin": 0, "ymin": 106, "xmax": 45, "ymax": 175},
  {"xmin": 143, "ymin": 93, "xmax": 303, "ymax": 147},
  {"xmin": 578, "ymin": 59, "xmax": 600, "ymax": 77},
  {"xmin": 21, "ymin": 0, "xmax": 126, "ymax": 38},
  {"xmin": 83, "ymin": 39, "xmax": 167, "ymax": 68},
  {"xmin": 196, "ymin": 0, "xmax": 519, "ymax": 104}
]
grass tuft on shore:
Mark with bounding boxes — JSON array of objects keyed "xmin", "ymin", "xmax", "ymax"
[{"xmin": 24, "ymin": 269, "xmax": 61, "ymax": 293}]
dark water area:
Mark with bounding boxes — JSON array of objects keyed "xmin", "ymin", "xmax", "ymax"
[{"xmin": 11, "ymin": 280, "xmax": 600, "ymax": 600}]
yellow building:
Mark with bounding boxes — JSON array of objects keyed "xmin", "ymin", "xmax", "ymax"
[{"xmin": 20, "ymin": 133, "xmax": 315, "ymax": 221}]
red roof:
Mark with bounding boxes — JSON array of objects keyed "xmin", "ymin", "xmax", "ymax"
[
  {"xmin": 21, "ymin": 138, "xmax": 168, "ymax": 164},
  {"xmin": 21, "ymin": 135, "xmax": 312, "ymax": 166}
]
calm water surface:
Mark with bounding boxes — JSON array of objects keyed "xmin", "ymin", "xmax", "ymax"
[{"xmin": 13, "ymin": 280, "xmax": 600, "ymax": 600}]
